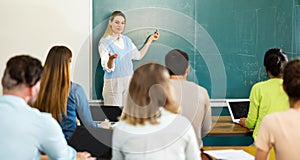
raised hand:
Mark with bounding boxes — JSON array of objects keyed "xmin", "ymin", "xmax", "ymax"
[{"xmin": 151, "ymin": 31, "xmax": 160, "ymax": 41}]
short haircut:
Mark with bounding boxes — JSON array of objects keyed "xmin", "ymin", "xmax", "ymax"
[
  {"xmin": 165, "ymin": 49, "xmax": 189, "ymax": 76},
  {"xmin": 283, "ymin": 58, "xmax": 300, "ymax": 102},
  {"xmin": 1, "ymin": 55, "xmax": 43, "ymax": 90},
  {"xmin": 264, "ymin": 48, "xmax": 288, "ymax": 77}
]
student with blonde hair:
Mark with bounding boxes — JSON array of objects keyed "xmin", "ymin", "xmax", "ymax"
[
  {"xmin": 98, "ymin": 10, "xmax": 159, "ymax": 106},
  {"xmin": 112, "ymin": 63, "xmax": 200, "ymax": 160}
]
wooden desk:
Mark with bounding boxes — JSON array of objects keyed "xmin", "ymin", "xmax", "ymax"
[
  {"xmin": 203, "ymin": 146, "xmax": 275, "ymax": 160},
  {"xmin": 208, "ymin": 116, "xmax": 253, "ymax": 136}
]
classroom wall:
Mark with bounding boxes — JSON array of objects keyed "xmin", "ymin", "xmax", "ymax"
[
  {"xmin": 1, "ymin": 1, "xmax": 300, "ymax": 100},
  {"xmin": 0, "ymin": 0, "xmax": 91, "ymax": 96}
]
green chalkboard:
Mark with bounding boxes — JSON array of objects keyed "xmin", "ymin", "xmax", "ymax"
[{"xmin": 92, "ymin": 0, "xmax": 298, "ymax": 100}]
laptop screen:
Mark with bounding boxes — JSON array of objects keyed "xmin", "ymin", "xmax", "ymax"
[
  {"xmin": 101, "ymin": 105, "xmax": 123, "ymax": 122},
  {"xmin": 90, "ymin": 104, "xmax": 106, "ymax": 121},
  {"xmin": 227, "ymin": 99, "xmax": 250, "ymax": 120}
]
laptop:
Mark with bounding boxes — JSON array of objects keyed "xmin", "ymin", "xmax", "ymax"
[
  {"xmin": 100, "ymin": 105, "xmax": 123, "ymax": 122},
  {"xmin": 226, "ymin": 99, "xmax": 250, "ymax": 124},
  {"xmin": 69, "ymin": 126, "xmax": 112, "ymax": 159}
]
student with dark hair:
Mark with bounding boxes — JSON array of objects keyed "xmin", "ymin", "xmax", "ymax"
[
  {"xmin": 165, "ymin": 49, "xmax": 212, "ymax": 148},
  {"xmin": 112, "ymin": 63, "xmax": 200, "ymax": 160},
  {"xmin": 98, "ymin": 10, "xmax": 159, "ymax": 106},
  {"xmin": 255, "ymin": 58, "xmax": 300, "ymax": 160},
  {"xmin": 240, "ymin": 48, "xmax": 289, "ymax": 140},
  {"xmin": 0, "ymin": 55, "xmax": 94, "ymax": 160}
]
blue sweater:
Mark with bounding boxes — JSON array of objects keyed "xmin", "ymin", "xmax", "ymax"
[
  {"xmin": 100, "ymin": 35, "xmax": 138, "ymax": 79},
  {"xmin": 61, "ymin": 82, "xmax": 101, "ymax": 140}
]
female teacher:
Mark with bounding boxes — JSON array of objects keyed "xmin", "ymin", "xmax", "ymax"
[{"xmin": 98, "ymin": 10, "xmax": 159, "ymax": 106}]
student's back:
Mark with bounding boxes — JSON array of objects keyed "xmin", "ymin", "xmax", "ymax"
[
  {"xmin": 246, "ymin": 78, "xmax": 289, "ymax": 139},
  {"xmin": 62, "ymin": 81, "xmax": 100, "ymax": 140},
  {"xmin": 256, "ymin": 109, "xmax": 300, "ymax": 159},
  {"xmin": 113, "ymin": 108, "xmax": 199, "ymax": 160},
  {"xmin": 0, "ymin": 96, "xmax": 75, "ymax": 159},
  {"xmin": 240, "ymin": 48, "xmax": 289, "ymax": 140},
  {"xmin": 32, "ymin": 46, "xmax": 107, "ymax": 141},
  {"xmin": 0, "ymin": 55, "xmax": 78, "ymax": 160},
  {"xmin": 165, "ymin": 49, "xmax": 212, "ymax": 147},
  {"xmin": 255, "ymin": 58, "xmax": 300, "ymax": 160},
  {"xmin": 112, "ymin": 63, "xmax": 200, "ymax": 160},
  {"xmin": 170, "ymin": 79, "xmax": 211, "ymax": 147}
]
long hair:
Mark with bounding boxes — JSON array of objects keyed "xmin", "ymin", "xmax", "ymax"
[
  {"xmin": 120, "ymin": 63, "xmax": 179, "ymax": 125},
  {"xmin": 101, "ymin": 11, "xmax": 126, "ymax": 39},
  {"xmin": 32, "ymin": 46, "xmax": 72, "ymax": 123}
]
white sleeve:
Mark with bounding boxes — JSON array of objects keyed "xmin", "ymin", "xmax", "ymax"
[
  {"xmin": 111, "ymin": 127, "xmax": 124, "ymax": 160},
  {"xmin": 112, "ymin": 146, "xmax": 124, "ymax": 160},
  {"xmin": 98, "ymin": 42, "xmax": 115, "ymax": 72},
  {"xmin": 130, "ymin": 41, "xmax": 141, "ymax": 60},
  {"xmin": 185, "ymin": 127, "xmax": 201, "ymax": 160}
]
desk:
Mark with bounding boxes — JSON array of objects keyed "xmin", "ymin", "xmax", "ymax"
[
  {"xmin": 208, "ymin": 116, "xmax": 253, "ymax": 136},
  {"xmin": 203, "ymin": 116, "xmax": 253, "ymax": 146},
  {"xmin": 203, "ymin": 146, "xmax": 275, "ymax": 160}
]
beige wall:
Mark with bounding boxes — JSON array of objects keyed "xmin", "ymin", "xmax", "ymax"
[{"xmin": 0, "ymin": 0, "xmax": 91, "ymax": 98}]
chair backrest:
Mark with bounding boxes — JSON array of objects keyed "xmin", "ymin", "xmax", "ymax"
[{"xmin": 69, "ymin": 126, "xmax": 112, "ymax": 159}]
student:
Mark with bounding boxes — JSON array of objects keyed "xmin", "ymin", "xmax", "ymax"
[
  {"xmin": 0, "ymin": 55, "xmax": 94, "ymax": 160},
  {"xmin": 240, "ymin": 48, "xmax": 289, "ymax": 140},
  {"xmin": 32, "ymin": 46, "xmax": 108, "ymax": 140},
  {"xmin": 98, "ymin": 10, "xmax": 159, "ymax": 106},
  {"xmin": 112, "ymin": 63, "xmax": 200, "ymax": 160},
  {"xmin": 255, "ymin": 58, "xmax": 300, "ymax": 160},
  {"xmin": 165, "ymin": 49, "xmax": 212, "ymax": 147},
  {"xmin": 64, "ymin": 81, "xmax": 108, "ymax": 140}
]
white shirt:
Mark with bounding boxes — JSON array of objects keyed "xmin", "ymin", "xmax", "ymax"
[
  {"xmin": 112, "ymin": 108, "xmax": 200, "ymax": 160},
  {"xmin": 98, "ymin": 35, "xmax": 139, "ymax": 73}
]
